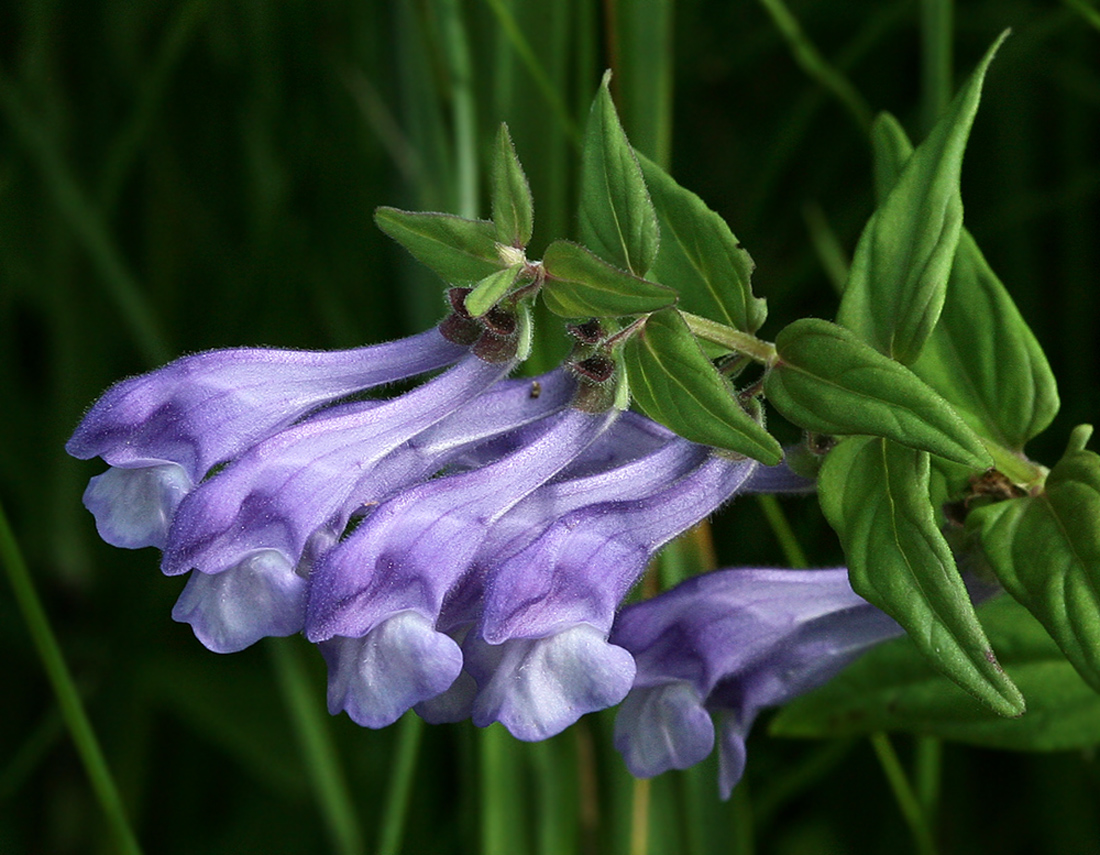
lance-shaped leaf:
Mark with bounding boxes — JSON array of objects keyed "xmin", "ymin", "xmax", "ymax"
[
  {"xmin": 636, "ymin": 152, "xmax": 767, "ymax": 334},
  {"xmin": 541, "ymin": 240, "xmax": 676, "ymax": 319},
  {"xmin": 623, "ymin": 308, "xmax": 782, "ymax": 463},
  {"xmin": 491, "ymin": 123, "xmax": 534, "ymax": 248},
  {"xmin": 375, "ymin": 207, "xmax": 504, "ymax": 285},
  {"xmin": 968, "ymin": 427, "xmax": 1100, "ymax": 693},
  {"xmin": 764, "ymin": 318, "xmax": 992, "ymax": 469},
  {"xmin": 837, "ymin": 32, "xmax": 1007, "ymax": 365},
  {"xmin": 818, "ymin": 436, "xmax": 1024, "ymax": 716},
  {"xmin": 464, "ymin": 265, "xmax": 524, "ymax": 318},
  {"xmin": 579, "ymin": 71, "xmax": 659, "ymax": 276},
  {"xmin": 869, "ymin": 112, "xmax": 913, "ymax": 204},
  {"xmin": 913, "ymin": 230, "xmax": 1060, "ymax": 451},
  {"xmin": 870, "ymin": 112, "xmax": 1061, "ymax": 451},
  {"xmin": 772, "ymin": 596, "xmax": 1100, "ymax": 751}
]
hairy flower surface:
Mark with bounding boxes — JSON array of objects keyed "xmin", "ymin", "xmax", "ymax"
[
  {"xmin": 610, "ymin": 567, "xmax": 903, "ymax": 797},
  {"xmin": 68, "ymin": 313, "xmax": 862, "ymax": 783},
  {"xmin": 66, "ymin": 328, "xmax": 467, "ymax": 550}
]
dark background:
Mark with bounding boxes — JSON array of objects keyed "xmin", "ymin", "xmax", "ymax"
[{"xmin": 2, "ymin": 1, "xmax": 1099, "ymax": 853}]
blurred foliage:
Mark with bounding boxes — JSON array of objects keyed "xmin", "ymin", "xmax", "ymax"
[{"xmin": 2, "ymin": 1, "xmax": 1100, "ymax": 853}]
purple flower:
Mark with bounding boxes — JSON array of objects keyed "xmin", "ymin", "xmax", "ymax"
[
  {"xmin": 306, "ymin": 401, "xmax": 624, "ymax": 727},
  {"xmin": 68, "ymin": 306, "xmax": 535, "ymax": 653},
  {"xmin": 67, "ymin": 328, "xmax": 467, "ymax": 551},
  {"xmin": 609, "ymin": 567, "xmax": 902, "ymax": 797},
  {"xmin": 414, "ymin": 428, "xmax": 809, "ymax": 741}
]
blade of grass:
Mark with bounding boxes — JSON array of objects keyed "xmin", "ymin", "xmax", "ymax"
[
  {"xmin": 919, "ymin": 0, "xmax": 954, "ymax": 136},
  {"xmin": 731, "ymin": 777, "xmax": 755, "ymax": 855},
  {"xmin": 0, "ymin": 501, "xmax": 144, "ymax": 855},
  {"xmin": 532, "ymin": 737, "xmax": 579, "ymax": 855},
  {"xmin": 437, "ymin": 0, "xmax": 479, "ymax": 220},
  {"xmin": 756, "ymin": 495, "xmax": 810, "ymax": 569},
  {"xmin": 268, "ymin": 638, "xmax": 365, "ymax": 855},
  {"xmin": 803, "ymin": 201, "xmax": 851, "ymax": 295},
  {"xmin": 483, "ymin": 0, "xmax": 582, "ymax": 147},
  {"xmin": 481, "ymin": 726, "xmax": 528, "ymax": 855},
  {"xmin": 98, "ymin": 0, "xmax": 213, "ymax": 213},
  {"xmin": 914, "ymin": 737, "xmax": 942, "ymax": 827},
  {"xmin": 612, "ymin": 0, "xmax": 674, "ymax": 167},
  {"xmin": 755, "ymin": 0, "xmax": 874, "ymax": 133},
  {"xmin": 743, "ymin": 0, "xmax": 908, "ymax": 222},
  {"xmin": 376, "ymin": 713, "xmax": 425, "ymax": 855},
  {"xmin": 1063, "ymin": 0, "xmax": 1100, "ymax": 32},
  {"xmin": 0, "ymin": 706, "xmax": 64, "ymax": 801},
  {"xmin": 0, "ymin": 71, "xmax": 171, "ymax": 365},
  {"xmin": 870, "ymin": 732, "xmax": 939, "ymax": 855},
  {"xmin": 629, "ymin": 777, "xmax": 652, "ymax": 855}
]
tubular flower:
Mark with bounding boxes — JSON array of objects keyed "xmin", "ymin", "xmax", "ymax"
[
  {"xmin": 70, "ymin": 305, "xmax": 857, "ymax": 774},
  {"xmin": 67, "ymin": 303, "xmax": 531, "ymax": 652},
  {"xmin": 609, "ymin": 567, "xmax": 903, "ymax": 798},
  {"xmin": 66, "ymin": 327, "xmax": 467, "ymax": 551},
  {"xmin": 416, "ymin": 427, "xmax": 811, "ymax": 741},
  {"xmin": 306, "ymin": 397, "xmax": 624, "ymax": 727}
]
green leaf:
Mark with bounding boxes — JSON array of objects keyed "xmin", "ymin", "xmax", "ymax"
[
  {"xmin": 912, "ymin": 230, "xmax": 1060, "ymax": 450},
  {"xmin": 623, "ymin": 308, "xmax": 782, "ymax": 463},
  {"xmin": 869, "ymin": 112, "xmax": 914, "ymax": 204},
  {"xmin": 636, "ymin": 152, "xmax": 767, "ymax": 333},
  {"xmin": 837, "ymin": 33, "xmax": 1007, "ymax": 364},
  {"xmin": 541, "ymin": 240, "xmax": 676, "ymax": 318},
  {"xmin": 374, "ymin": 207, "xmax": 504, "ymax": 286},
  {"xmin": 578, "ymin": 71, "xmax": 659, "ymax": 276},
  {"xmin": 870, "ymin": 114, "xmax": 1061, "ymax": 451},
  {"xmin": 491, "ymin": 123, "xmax": 534, "ymax": 248},
  {"xmin": 764, "ymin": 318, "xmax": 992, "ymax": 469},
  {"xmin": 968, "ymin": 434, "xmax": 1100, "ymax": 693},
  {"xmin": 818, "ymin": 436, "xmax": 1024, "ymax": 716},
  {"xmin": 772, "ymin": 596, "xmax": 1100, "ymax": 751},
  {"xmin": 464, "ymin": 265, "xmax": 524, "ymax": 317}
]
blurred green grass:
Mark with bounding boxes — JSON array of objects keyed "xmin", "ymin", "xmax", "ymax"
[{"xmin": 2, "ymin": 1, "xmax": 1099, "ymax": 853}]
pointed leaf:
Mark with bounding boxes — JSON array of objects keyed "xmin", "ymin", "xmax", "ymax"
[
  {"xmin": 870, "ymin": 113, "xmax": 1061, "ymax": 450},
  {"xmin": 636, "ymin": 151, "xmax": 767, "ymax": 333},
  {"xmin": 818, "ymin": 436, "xmax": 1024, "ymax": 716},
  {"xmin": 837, "ymin": 33, "xmax": 1007, "ymax": 364},
  {"xmin": 541, "ymin": 240, "xmax": 676, "ymax": 318},
  {"xmin": 968, "ymin": 430, "xmax": 1100, "ymax": 692},
  {"xmin": 772, "ymin": 596, "xmax": 1100, "ymax": 751},
  {"xmin": 375, "ymin": 207, "xmax": 504, "ymax": 285},
  {"xmin": 464, "ymin": 265, "xmax": 524, "ymax": 318},
  {"xmin": 912, "ymin": 231, "xmax": 1060, "ymax": 450},
  {"xmin": 869, "ymin": 112, "xmax": 914, "ymax": 204},
  {"xmin": 623, "ymin": 308, "xmax": 782, "ymax": 463},
  {"xmin": 491, "ymin": 123, "xmax": 534, "ymax": 248},
  {"xmin": 764, "ymin": 318, "xmax": 992, "ymax": 469},
  {"xmin": 579, "ymin": 71, "xmax": 659, "ymax": 275}
]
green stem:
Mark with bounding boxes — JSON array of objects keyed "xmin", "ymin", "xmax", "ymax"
[
  {"xmin": 914, "ymin": 737, "xmax": 942, "ymax": 827},
  {"xmin": 376, "ymin": 713, "xmax": 425, "ymax": 855},
  {"xmin": 0, "ymin": 502, "xmax": 144, "ymax": 855},
  {"xmin": 980, "ymin": 438, "xmax": 1048, "ymax": 491},
  {"xmin": 1064, "ymin": 0, "xmax": 1100, "ymax": 31},
  {"xmin": 870, "ymin": 733, "xmax": 939, "ymax": 855},
  {"xmin": 480, "ymin": 726, "xmax": 525, "ymax": 855},
  {"xmin": 755, "ymin": 0, "xmax": 874, "ymax": 133},
  {"xmin": 0, "ymin": 70, "xmax": 171, "ymax": 366},
  {"xmin": 482, "ymin": 0, "xmax": 582, "ymax": 147},
  {"xmin": 268, "ymin": 639, "xmax": 365, "ymax": 855},
  {"xmin": 629, "ymin": 777, "xmax": 651, "ymax": 855},
  {"xmin": 730, "ymin": 777, "xmax": 755, "ymax": 855},
  {"xmin": 919, "ymin": 0, "xmax": 953, "ymax": 136},
  {"xmin": 438, "ymin": 0, "xmax": 479, "ymax": 219},
  {"xmin": 756, "ymin": 495, "xmax": 810, "ymax": 568},
  {"xmin": 680, "ymin": 312, "xmax": 778, "ymax": 366}
]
